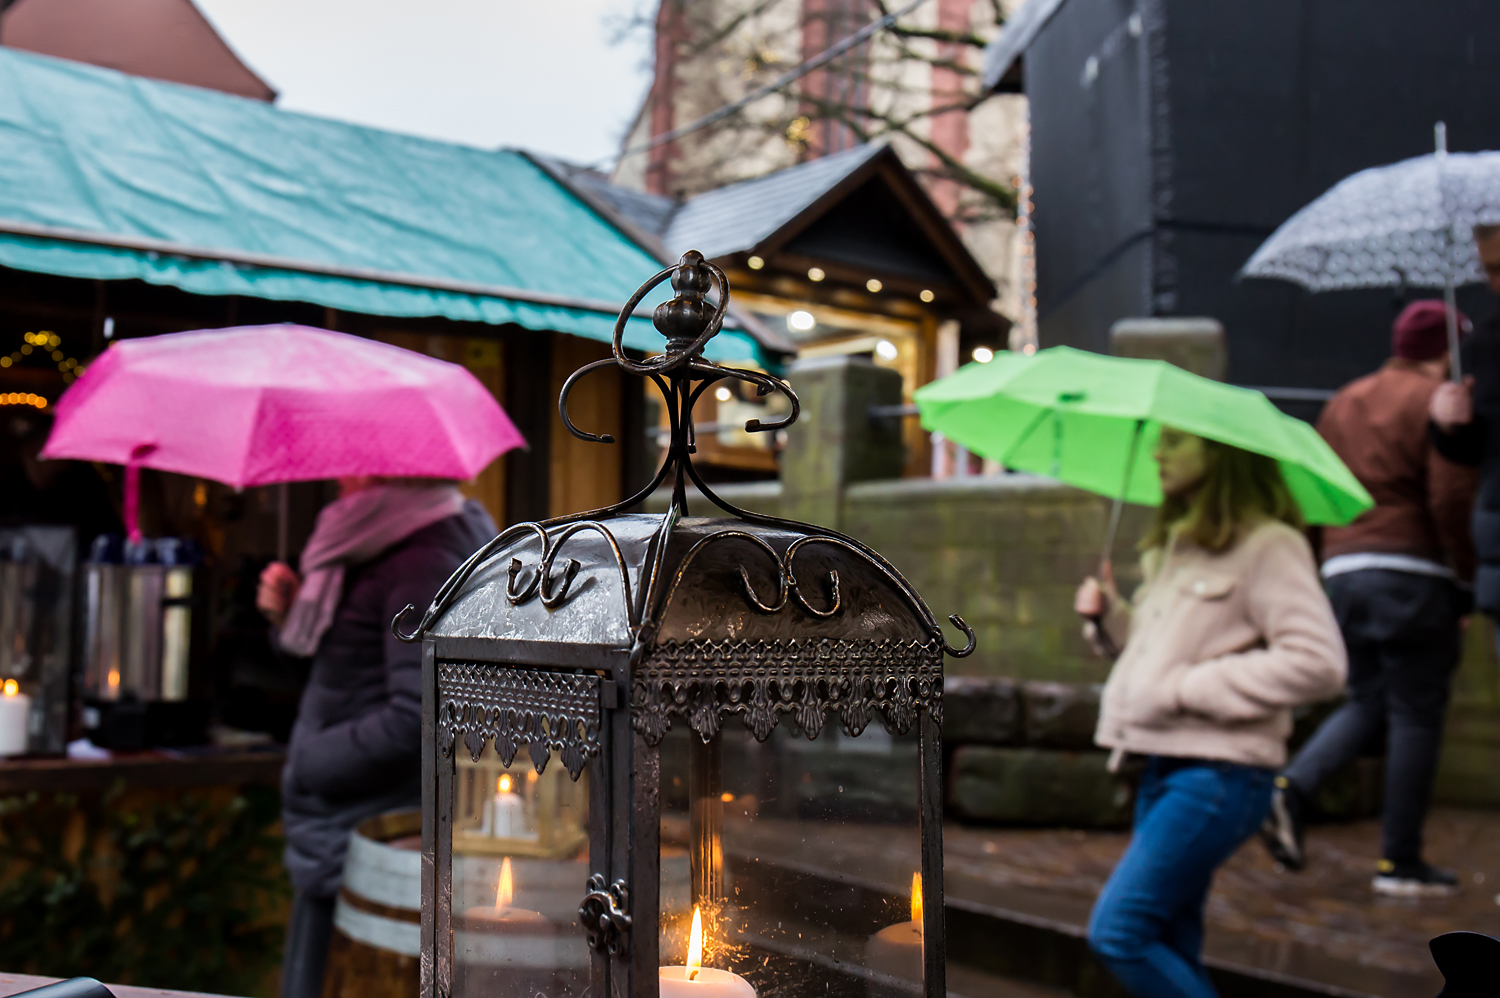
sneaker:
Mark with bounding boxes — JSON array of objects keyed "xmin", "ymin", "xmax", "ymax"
[
  {"xmin": 1371, "ymin": 860, "xmax": 1459, "ymax": 897},
  {"xmin": 1259, "ymin": 776, "xmax": 1306, "ymax": 871}
]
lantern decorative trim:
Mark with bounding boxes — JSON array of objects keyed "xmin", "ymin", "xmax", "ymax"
[
  {"xmin": 633, "ymin": 637, "xmax": 944, "ymax": 746},
  {"xmin": 398, "ymin": 249, "xmax": 975, "ymax": 998},
  {"xmin": 436, "ymin": 661, "xmax": 601, "ymax": 778}
]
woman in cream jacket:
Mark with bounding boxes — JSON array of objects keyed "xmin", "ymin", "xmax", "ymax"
[{"xmin": 1074, "ymin": 426, "xmax": 1346, "ymax": 998}]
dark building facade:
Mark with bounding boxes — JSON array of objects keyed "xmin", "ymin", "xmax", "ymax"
[{"xmin": 990, "ymin": 0, "xmax": 1500, "ymax": 399}]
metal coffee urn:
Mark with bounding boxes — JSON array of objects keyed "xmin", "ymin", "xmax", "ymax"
[{"xmin": 81, "ymin": 535, "xmax": 206, "ymax": 749}]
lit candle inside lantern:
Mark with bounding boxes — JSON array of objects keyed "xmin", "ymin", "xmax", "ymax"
[
  {"xmin": 0, "ymin": 680, "xmax": 31, "ymax": 757},
  {"xmin": 488, "ymin": 773, "xmax": 535, "ymax": 839},
  {"xmin": 659, "ymin": 906, "xmax": 756, "ymax": 998},
  {"xmin": 864, "ymin": 872, "xmax": 924, "ymax": 982},
  {"xmin": 465, "ymin": 857, "xmax": 549, "ymax": 929}
]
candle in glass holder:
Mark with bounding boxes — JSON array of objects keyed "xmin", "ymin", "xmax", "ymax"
[
  {"xmin": 865, "ymin": 872, "xmax": 923, "ymax": 982},
  {"xmin": 659, "ymin": 906, "xmax": 756, "ymax": 998},
  {"xmin": 465, "ymin": 857, "xmax": 549, "ymax": 930},
  {"xmin": 0, "ymin": 680, "xmax": 31, "ymax": 757}
]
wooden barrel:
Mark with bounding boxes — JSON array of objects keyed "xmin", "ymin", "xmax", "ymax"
[{"xmin": 322, "ymin": 810, "xmax": 421, "ymax": 998}]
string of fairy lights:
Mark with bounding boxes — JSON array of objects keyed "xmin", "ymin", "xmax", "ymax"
[{"xmin": 0, "ymin": 329, "xmax": 88, "ymax": 409}]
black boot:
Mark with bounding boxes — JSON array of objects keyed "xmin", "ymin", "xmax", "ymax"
[
  {"xmin": 1259, "ymin": 775, "xmax": 1307, "ymax": 871},
  {"xmin": 1373, "ymin": 859, "xmax": 1459, "ymax": 897}
]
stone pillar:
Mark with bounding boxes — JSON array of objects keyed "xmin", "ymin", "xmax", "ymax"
[
  {"xmin": 1109, "ymin": 317, "xmax": 1227, "ymax": 380},
  {"xmin": 780, "ymin": 355, "xmax": 904, "ymax": 529}
]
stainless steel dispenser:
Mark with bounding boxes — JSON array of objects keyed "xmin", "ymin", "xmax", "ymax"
[{"xmin": 80, "ymin": 535, "xmax": 204, "ymax": 748}]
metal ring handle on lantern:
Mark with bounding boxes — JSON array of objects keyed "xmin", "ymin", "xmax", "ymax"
[{"xmin": 610, "ymin": 250, "xmax": 729, "ymax": 376}]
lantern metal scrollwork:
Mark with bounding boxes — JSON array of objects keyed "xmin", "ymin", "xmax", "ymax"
[{"xmin": 397, "ymin": 250, "xmax": 974, "ymax": 998}]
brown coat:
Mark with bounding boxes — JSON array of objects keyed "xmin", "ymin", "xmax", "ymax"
[
  {"xmin": 1095, "ymin": 520, "xmax": 1347, "ymax": 769},
  {"xmin": 1317, "ymin": 360, "xmax": 1477, "ymax": 581}
]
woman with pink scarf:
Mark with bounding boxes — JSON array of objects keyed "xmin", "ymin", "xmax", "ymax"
[{"xmin": 257, "ymin": 476, "xmax": 494, "ymax": 998}]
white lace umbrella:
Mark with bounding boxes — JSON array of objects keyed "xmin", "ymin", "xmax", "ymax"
[{"xmin": 1241, "ymin": 124, "xmax": 1500, "ymax": 377}]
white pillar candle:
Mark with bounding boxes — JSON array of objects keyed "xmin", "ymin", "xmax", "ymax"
[
  {"xmin": 491, "ymin": 772, "xmax": 534, "ymax": 838},
  {"xmin": 865, "ymin": 872, "xmax": 924, "ymax": 982},
  {"xmin": 0, "ymin": 681, "xmax": 30, "ymax": 757},
  {"xmin": 660, "ymin": 906, "xmax": 756, "ymax": 998}
]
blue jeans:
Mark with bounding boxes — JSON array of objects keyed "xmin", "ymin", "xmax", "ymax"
[{"xmin": 1087, "ymin": 757, "xmax": 1274, "ymax": 998}]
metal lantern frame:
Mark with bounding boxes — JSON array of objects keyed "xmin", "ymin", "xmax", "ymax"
[{"xmin": 396, "ymin": 250, "xmax": 975, "ymax": 998}]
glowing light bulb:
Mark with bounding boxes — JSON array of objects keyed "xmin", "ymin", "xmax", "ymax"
[
  {"xmin": 911, "ymin": 871, "xmax": 923, "ymax": 925},
  {"xmin": 866, "ymin": 278, "xmax": 883, "ymax": 293},
  {"xmin": 919, "ymin": 290, "xmax": 935, "ymax": 303},
  {"xmin": 875, "ymin": 340, "xmax": 898, "ymax": 361},
  {"xmin": 807, "ymin": 267, "xmax": 825, "ymax": 282},
  {"xmin": 747, "ymin": 255, "xmax": 764, "ymax": 270},
  {"xmin": 496, "ymin": 856, "xmax": 514, "ymax": 909},
  {"xmin": 686, "ymin": 906, "xmax": 704, "ymax": 974},
  {"xmin": 787, "ymin": 310, "xmax": 816, "ymax": 332},
  {"xmin": 973, "ymin": 347, "xmax": 995, "ymax": 363},
  {"xmin": 715, "ymin": 386, "xmax": 733, "ymax": 402}
]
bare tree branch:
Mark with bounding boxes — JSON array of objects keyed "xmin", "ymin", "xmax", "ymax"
[{"xmin": 621, "ymin": 0, "xmax": 1019, "ymax": 222}]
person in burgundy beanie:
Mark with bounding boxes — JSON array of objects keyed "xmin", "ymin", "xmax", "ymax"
[{"xmin": 1261, "ymin": 298, "xmax": 1477, "ymax": 897}]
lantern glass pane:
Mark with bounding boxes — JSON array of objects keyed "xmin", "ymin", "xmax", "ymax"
[
  {"xmin": 449, "ymin": 751, "xmax": 591, "ymax": 997},
  {"xmin": 659, "ymin": 719, "xmax": 924, "ymax": 996}
]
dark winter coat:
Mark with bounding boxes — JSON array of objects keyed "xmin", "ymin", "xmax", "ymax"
[
  {"xmin": 1432, "ymin": 312, "xmax": 1500, "ymax": 614},
  {"xmin": 281, "ymin": 500, "xmax": 494, "ymax": 897}
]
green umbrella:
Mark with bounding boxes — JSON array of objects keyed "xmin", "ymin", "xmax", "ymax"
[{"xmin": 914, "ymin": 346, "xmax": 1372, "ymax": 530}]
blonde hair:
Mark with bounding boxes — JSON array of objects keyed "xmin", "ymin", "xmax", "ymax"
[{"xmin": 1142, "ymin": 439, "xmax": 1303, "ymax": 554}]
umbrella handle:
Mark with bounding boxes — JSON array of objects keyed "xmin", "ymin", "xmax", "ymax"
[
  {"xmin": 1086, "ymin": 613, "xmax": 1120, "ymax": 659},
  {"xmin": 277, "ymin": 483, "xmax": 290, "ymax": 564},
  {"xmin": 1100, "ymin": 420, "xmax": 1146, "ymax": 567},
  {"xmin": 1444, "ymin": 281, "xmax": 1463, "ymax": 382},
  {"xmin": 124, "ymin": 463, "xmax": 141, "ymax": 544},
  {"xmin": 122, "ymin": 444, "xmax": 154, "ymax": 545}
]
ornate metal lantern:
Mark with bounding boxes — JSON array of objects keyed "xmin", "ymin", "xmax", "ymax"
[{"xmin": 396, "ymin": 251, "xmax": 975, "ymax": 998}]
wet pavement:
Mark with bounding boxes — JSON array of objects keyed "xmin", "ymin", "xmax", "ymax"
[{"xmin": 946, "ymin": 807, "xmax": 1500, "ymax": 997}]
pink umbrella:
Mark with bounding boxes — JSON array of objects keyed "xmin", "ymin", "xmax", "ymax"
[{"xmin": 43, "ymin": 324, "xmax": 525, "ymax": 551}]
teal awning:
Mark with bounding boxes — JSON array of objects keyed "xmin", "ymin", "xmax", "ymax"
[{"xmin": 0, "ymin": 48, "xmax": 767, "ymax": 364}]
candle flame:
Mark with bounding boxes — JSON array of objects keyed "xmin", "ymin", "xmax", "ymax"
[
  {"xmin": 911, "ymin": 871, "xmax": 923, "ymax": 925},
  {"xmin": 2, "ymin": 680, "xmax": 16, "ymax": 697},
  {"xmin": 496, "ymin": 857, "xmax": 514, "ymax": 909},
  {"xmin": 498, "ymin": 774, "xmax": 512, "ymax": 794},
  {"xmin": 686, "ymin": 905, "xmax": 704, "ymax": 971},
  {"xmin": 107, "ymin": 669, "xmax": 119, "ymax": 691}
]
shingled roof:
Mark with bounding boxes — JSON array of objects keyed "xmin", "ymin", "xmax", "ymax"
[
  {"xmin": 540, "ymin": 143, "xmax": 995, "ymax": 309},
  {"xmin": 661, "ymin": 144, "xmax": 888, "ymax": 260}
]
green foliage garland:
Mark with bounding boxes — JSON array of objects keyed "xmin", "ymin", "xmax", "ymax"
[{"xmin": 0, "ymin": 782, "xmax": 287, "ymax": 997}]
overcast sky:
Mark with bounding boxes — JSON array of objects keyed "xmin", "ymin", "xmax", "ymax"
[{"xmin": 195, "ymin": 0, "xmax": 654, "ymax": 166}]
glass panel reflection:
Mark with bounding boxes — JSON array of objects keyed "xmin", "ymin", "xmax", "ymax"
[
  {"xmin": 451, "ymin": 750, "xmax": 590, "ymax": 997},
  {"xmin": 660, "ymin": 718, "xmax": 924, "ymax": 997}
]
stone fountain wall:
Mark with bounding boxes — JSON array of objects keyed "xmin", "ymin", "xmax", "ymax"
[{"xmin": 647, "ymin": 353, "xmax": 1500, "ymax": 819}]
